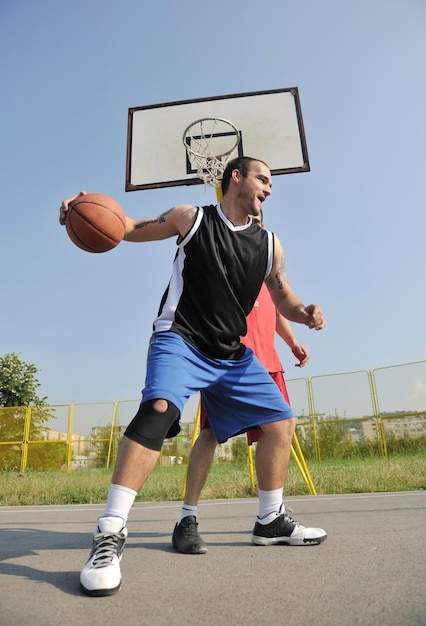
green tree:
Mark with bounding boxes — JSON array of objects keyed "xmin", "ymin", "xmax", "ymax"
[
  {"xmin": 93, "ymin": 424, "xmax": 123, "ymax": 468},
  {"xmin": 0, "ymin": 352, "xmax": 47, "ymax": 407},
  {"xmin": 300, "ymin": 417, "xmax": 354, "ymax": 460},
  {"xmin": 231, "ymin": 437, "xmax": 247, "ymax": 463},
  {"xmin": 300, "ymin": 417, "xmax": 380, "ymax": 461},
  {"xmin": 0, "ymin": 353, "xmax": 63, "ymax": 471}
]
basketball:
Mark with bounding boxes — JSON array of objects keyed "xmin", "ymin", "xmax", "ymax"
[{"xmin": 65, "ymin": 193, "xmax": 126, "ymax": 253}]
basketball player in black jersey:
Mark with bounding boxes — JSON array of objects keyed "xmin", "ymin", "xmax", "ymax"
[{"xmin": 59, "ymin": 156, "xmax": 326, "ymax": 597}]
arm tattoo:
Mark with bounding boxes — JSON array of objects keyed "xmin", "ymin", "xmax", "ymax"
[
  {"xmin": 266, "ymin": 260, "xmax": 289, "ymax": 292},
  {"xmin": 134, "ymin": 215, "xmax": 166, "ymax": 230},
  {"xmin": 275, "ymin": 267, "xmax": 289, "ymax": 290}
]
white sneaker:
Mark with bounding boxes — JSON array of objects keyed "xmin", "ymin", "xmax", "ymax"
[
  {"xmin": 80, "ymin": 516, "xmax": 127, "ymax": 596},
  {"xmin": 251, "ymin": 505, "xmax": 327, "ymax": 546}
]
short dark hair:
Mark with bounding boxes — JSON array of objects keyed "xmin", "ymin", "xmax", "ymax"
[{"xmin": 221, "ymin": 156, "xmax": 267, "ymax": 195}]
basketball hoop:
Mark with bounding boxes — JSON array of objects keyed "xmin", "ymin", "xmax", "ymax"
[{"xmin": 183, "ymin": 117, "xmax": 241, "ymax": 188}]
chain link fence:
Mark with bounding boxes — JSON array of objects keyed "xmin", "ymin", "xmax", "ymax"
[{"xmin": 1, "ymin": 361, "xmax": 425, "ymax": 472}]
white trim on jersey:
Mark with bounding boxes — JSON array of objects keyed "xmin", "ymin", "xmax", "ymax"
[{"xmin": 265, "ymin": 231, "xmax": 274, "ymax": 279}]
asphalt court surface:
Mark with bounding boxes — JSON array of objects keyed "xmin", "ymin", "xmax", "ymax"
[{"xmin": 1, "ymin": 491, "xmax": 425, "ymax": 626}]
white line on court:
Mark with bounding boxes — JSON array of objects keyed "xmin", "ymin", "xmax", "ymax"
[{"xmin": 0, "ymin": 491, "xmax": 424, "ymax": 516}]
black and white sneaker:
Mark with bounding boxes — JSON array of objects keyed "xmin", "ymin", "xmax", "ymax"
[
  {"xmin": 251, "ymin": 505, "xmax": 327, "ymax": 546},
  {"xmin": 172, "ymin": 516, "xmax": 208, "ymax": 554},
  {"xmin": 80, "ymin": 516, "xmax": 127, "ymax": 596}
]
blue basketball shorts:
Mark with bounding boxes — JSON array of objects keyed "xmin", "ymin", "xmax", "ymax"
[{"xmin": 141, "ymin": 331, "xmax": 293, "ymax": 443}]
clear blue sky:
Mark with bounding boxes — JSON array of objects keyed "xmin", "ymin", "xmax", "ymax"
[{"xmin": 1, "ymin": 0, "xmax": 425, "ymax": 411}]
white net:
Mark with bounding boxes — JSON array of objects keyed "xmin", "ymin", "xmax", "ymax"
[{"xmin": 183, "ymin": 118, "xmax": 241, "ymax": 188}]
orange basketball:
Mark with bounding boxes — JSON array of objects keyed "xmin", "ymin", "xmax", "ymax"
[{"xmin": 65, "ymin": 193, "xmax": 126, "ymax": 253}]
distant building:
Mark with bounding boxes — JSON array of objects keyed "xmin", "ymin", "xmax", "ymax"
[
  {"xmin": 42, "ymin": 429, "xmax": 93, "ymax": 455},
  {"xmin": 214, "ymin": 440, "xmax": 234, "ymax": 461},
  {"xmin": 362, "ymin": 412, "xmax": 426, "ymax": 440},
  {"xmin": 70, "ymin": 455, "xmax": 97, "ymax": 469}
]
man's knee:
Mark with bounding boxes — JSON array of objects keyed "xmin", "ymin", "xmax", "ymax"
[
  {"xmin": 260, "ymin": 417, "xmax": 296, "ymax": 439},
  {"xmin": 124, "ymin": 399, "xmax": 180, "ymax": 451},
  {"xmin": 152, "ymin": 399, "xmax": 169, "ymax": 413}
]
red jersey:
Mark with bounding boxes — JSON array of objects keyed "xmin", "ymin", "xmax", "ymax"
[{"xmin": 241, "ymin": 283, "xmax": 283, "ymax": 373}]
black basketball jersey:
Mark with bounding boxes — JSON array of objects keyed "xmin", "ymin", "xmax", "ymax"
[{"xmin": 153, "ymin": 204, "xmax": 274, "ymax": 359}]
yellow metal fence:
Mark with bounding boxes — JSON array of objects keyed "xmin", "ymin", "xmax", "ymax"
[{"xmin": 1, "ymin": 361, "xmax": 425, "ymax": 473}]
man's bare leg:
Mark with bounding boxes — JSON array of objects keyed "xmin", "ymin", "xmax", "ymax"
[
  {"xmin": 255, "ymin": 418, "xmax": 295, "ymax": 491},
  {"xmin": 110, "ymin": 398, "xmax": 169, "ymax": 490},
  {"xmin": 111, "ymin": 436, "xmax": 160, "ymax": 491},
  {"xmin": 172, "ymin": 428, "xmax": 217, "ymax": 554},
  {"xmin": 184, "ymin": 428, "xmax": 217, "ymax": 505}
]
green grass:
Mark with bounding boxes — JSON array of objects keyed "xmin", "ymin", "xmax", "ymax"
[{"xmin": 0, "ymin": 452, "xmax": 425, "ymax": 507}]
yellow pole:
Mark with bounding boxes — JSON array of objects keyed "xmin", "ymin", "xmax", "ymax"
[
  {"xmin": 180, "ymin": 400, "xmax": 201, "ymax": 500},
  {"xmin": 66, "ymin": 404, "xmax": 74, "ymax": 472},
  {"xmin": 368, "ymin": 369, "xmax": 387, "ymax": 458},
  {"xmin": 247, "ymin": 440, "xmax": 256, "ymax": 491},
  {"xmin": 20, "ymin": 406, "xmax": 31, "ymax": 473},
  {"xmin": 291, "ymin": 433, "xmax": 317, "ymax": 495},
  {"xmin": 307, "ymin": 377, "xmax": 321, "ymax": 462},
  {"xmin": 106, "ymin": 402, "xmax": 119, "ymax": 469}
]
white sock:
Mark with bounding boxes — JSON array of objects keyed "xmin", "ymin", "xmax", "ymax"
[
  {"xmin": 179, "ymin": 504, "xmax": 198, "ymax": 523},
  {"xmin": 257, "ymin": 488, "xmax": 284, "ymax": 523},
  {"xmin": 103, "ymin": 483, "xmax": 137, "ymax": 524}
]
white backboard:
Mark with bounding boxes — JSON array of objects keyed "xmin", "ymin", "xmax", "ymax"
[{"xmin": 126, "ymin": 87, "xmax": 310, "ymax": 191}]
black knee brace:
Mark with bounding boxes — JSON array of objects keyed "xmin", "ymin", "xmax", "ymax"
[{"xmin": 124, "ymin": 400, "xmax": 180, "ymax": 451}]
